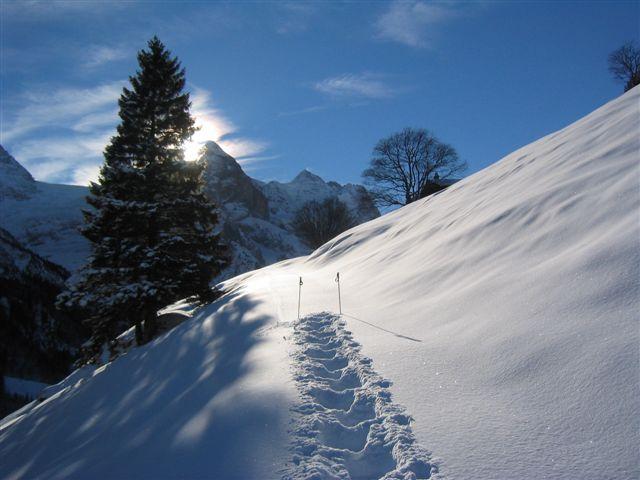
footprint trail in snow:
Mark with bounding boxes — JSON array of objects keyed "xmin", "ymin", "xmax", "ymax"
[{"xmin": 284, "ymin": 312, "xmax": 439, "ymax": 480}]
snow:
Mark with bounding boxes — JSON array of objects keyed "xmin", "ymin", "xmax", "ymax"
[
  {"xmin": 1, "ymin": 88, "xmax": 638, "ymax": 479},
  {"xmin": 0, "ymin": 181, "xmax": 89, "ymax": 271},
  {"xmin": 261, "ymin": 171, "xmax": 378, "ymax": 228},
  {"xmin": 0, "ymin": 227, "xmax": 68, "ymax": 284},
  {"xmin": 3, "ymin": 377, "xmax": 49, "ymax": 399},
  {"xmin": 287, "ymin": 313, "xmax": 438, "ymax": 479},
  {"xmin": 0, "ymin": 291, "xmax": 298, "ymax": 479},
  {"xmin": 0, "ymin": 146, "xmax": 35, "ymax": 201}
]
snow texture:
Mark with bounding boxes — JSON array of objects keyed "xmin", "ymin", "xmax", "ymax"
[
  {"xmin": 0, "ymin": 89, "xmax": 638, "ymax": 479},
  {"xmin": 285, "ymin": 312, "xmax": 438, "ymax": 480},
  {"xmin": 3, "ymin": 377, "xmax": 49, "ymax": 399},
  {"xmin": 0, "ymin": 227, "xmax": 68, "ymax": 284},
  {"xmin": 0, "ymin": 178, "xmax": 89, "ymax": 271}
]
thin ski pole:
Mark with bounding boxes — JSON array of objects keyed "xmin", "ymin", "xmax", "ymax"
[
  {"xmin": 298, "ymin": 277, "xmax": 303, "ymax": 320},
  {"xmin": 335, "ymin": 272, "xmax": 342, "ymax": 315}
]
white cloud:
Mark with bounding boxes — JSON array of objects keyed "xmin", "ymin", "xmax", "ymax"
[
  {"xmin": 2, "ymin": 82, "xmax": 122, "ymax": 142},
  {"xmin": 83, "ymin": 45, "xmax": 129, "ymax": 69},
  {"xmin": 374, "ymin": 1, "xmax": 456, "ymax": 48},
  {"xmin": 72, "ymin": 110, "xmax": 119, "ymax": 133},
  {"xmin": 1, "ymin": 82, "xmax": 122, "ymax": 185},
  {"xmin": 2, "ymin": 81, "xmax": 269, "ymax": 185},
  {"xmin": 314, "ymin": 73, "xmax": 396, "ymax": 99},
  {"xmin": 72, "ymin": 163, "xmax": 102, "ymax": 186},
  {"xmin": 274, "ymin": 2, "xmax": 319, "ymax": 35},
  {"xmin": 2, "ymin": 0, "xmax": 130, "ymax": 19},
  {"xmin": 12, "ymin": 131, "xmax": 112, "ymax": 185},
  {"xmin": 278, "ymin": 105, "xmax": 328, "ymax": 118},
  {"xmin": 185, "ymin": 86, "xmax": 268, "ymax": 163}
]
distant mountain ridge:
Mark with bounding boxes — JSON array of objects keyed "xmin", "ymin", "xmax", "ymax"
[
  {"xmin": 0, "ymin": 142, "xmax": 379, "ymax": 279},
  {"xmin": 196, "ymin": 141, "xmax": 380, "ymax": 279}
]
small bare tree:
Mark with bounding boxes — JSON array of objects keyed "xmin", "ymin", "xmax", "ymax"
[
  {"xmin": 293, "ymin": 198, "xmax": 354, "ymax": 249},
  {"xmin": 362, "ymin": 127, "xmax": 466, "ymax": 207},
  {"xmin": 608, "ymin": 42, "xmax": 640, "ymax": 92}
]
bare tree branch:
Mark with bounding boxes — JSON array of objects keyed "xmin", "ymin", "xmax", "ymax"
[
  {"xmin": 609, "ymin": 42, "xmax": 640, "ymax": 92},
  {"xmin": 362, "ymin": 127, "xmax": 466, "ymax": 207}
]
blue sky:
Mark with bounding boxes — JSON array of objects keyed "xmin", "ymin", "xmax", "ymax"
[{"xmin": 1, "ymin": 1, "xmax": 637, "ymax": 186}]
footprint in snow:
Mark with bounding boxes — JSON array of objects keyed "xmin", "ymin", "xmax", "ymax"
[{"xmin": 282, "ymin": 312, "xmax": 439, "ymax": 480}]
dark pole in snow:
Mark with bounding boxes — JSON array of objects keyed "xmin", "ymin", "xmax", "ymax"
[
  {"xmin": 298, "ymin": 277, "xmax": 303, "ymax": 320},
  {"xmin": 335, "ymin": 272, "xmax": 342, "ymax": 315}
]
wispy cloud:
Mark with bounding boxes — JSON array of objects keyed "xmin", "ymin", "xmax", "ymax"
[
  {"xmin": 274, "ymin": 2, "xmax": 319, "ymax": 35},
  {"xmin": 374, "ymin": 1, "xmax": 457, "ymax": 48},
  {"xmin": 313, "ymin": 73, "xmax": 397, "ymax": 99},
  {"xmin": 83, "ymin": 45, "xmax": 129, "ymax": 69},
  {"xmin": 72, "ymin": 110, "xmax": 119, "ymax": 133},
  {"xmin": 11, "ymin": 131, "xmax": 113, "ymax": 185},
  {"xmin": 185, "ymin": 86, "xmax": 269, "ymax": 164},
  {"xmin": 2, "ymin": 0, "xmax": 130, "ymax": 19},
  {"xmin": 1, "ymin": 82, "xmax": 122, "ymax": 184},
  {"xmin": 2, "ymin": 80, "xmax": 269, "ymax": 185},
  {"xmin": 277, "ymin": 105, "xmax": 328, "ymax": 118},
  {"xmin": 2, "ymin": 82, "xmax": 122, "ymax": 142}
]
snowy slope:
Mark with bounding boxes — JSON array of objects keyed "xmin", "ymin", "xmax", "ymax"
[
  {"xmin": 3, "ymin": 377, "xmax": 49, "ymax": 399},
  {"xmin": 0, "ymin": 227, "xmax": 69, "ymax": 285},
  {"xmin": 1, "ymin": 89, "xmax": 638, "ymax": 479},
  {"xmin": 0, "ymin": 156, "xmax": 89, "ymax": 271}
]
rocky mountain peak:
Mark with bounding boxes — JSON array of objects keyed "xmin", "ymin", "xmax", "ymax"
[
  {"xmin": 200, "ymin": 141, "xmax": 269, "ymax": 220},
  {"xmin": 0, "ymin": 145, "xmax": 36, "ymax": 200},
  {"xmin": 202, "ymin": 140, "xmax": 232, "ymax": 159},
  {"xmin": 292, "ymin": 169, "xmax": 324, "ymax": 184}
]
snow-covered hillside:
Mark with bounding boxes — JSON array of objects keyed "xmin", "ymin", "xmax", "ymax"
[
  {"xmin": 1, "ymin": 89, "xmax": 638, "ymax": 479},
  {"xmin": 0, "ymin": 147, "xmax": 89, "ymax": 271}
]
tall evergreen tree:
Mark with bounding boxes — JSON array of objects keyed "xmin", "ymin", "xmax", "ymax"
[{"xmin": 58, "ymin": 37, "xmax": 226, "ymax": 356}]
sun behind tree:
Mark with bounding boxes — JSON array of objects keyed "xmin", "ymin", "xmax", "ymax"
[{"xmin": 59, "ymin": 37, "xmax": 227, "ymax": 357}]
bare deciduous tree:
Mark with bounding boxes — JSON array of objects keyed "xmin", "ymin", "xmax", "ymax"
[
  {"xmin": 362, "ymin": 127, "xmax": 466, "ymax": 207},
  {"xmin": 293, "ymin": 198, "xmax": 355, "ymax": 249},
  {"xmin": 608, "ymin": 42, "xmax": 640, "ymax": 92}
]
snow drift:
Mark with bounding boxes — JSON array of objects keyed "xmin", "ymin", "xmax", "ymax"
[{"xmin": 1, "ymin": 89, "xmax": 638, "ymax": 479}]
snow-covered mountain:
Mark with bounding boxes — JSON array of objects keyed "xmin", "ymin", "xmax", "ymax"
[
  {"xmin": 0, "ymin": 143, "xmax": 379, "ymax": 279},
  {"xmin": 0, "ymin": 148, "xmax": 89, "ymax": 271},
  {"xmin": 200, "ymin": 141, "xmax": 379, "ymax": 279},
  {"xmin": 0, "ymin": 227, "xmax": 69, "ymax": 286},
  {"xmin": 2, "ymin": 89, "xmax": 637, "ymax": 479},
  {"xmin": 0, "ymin": 146, "xmax": 36, "ymax": 201}
]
